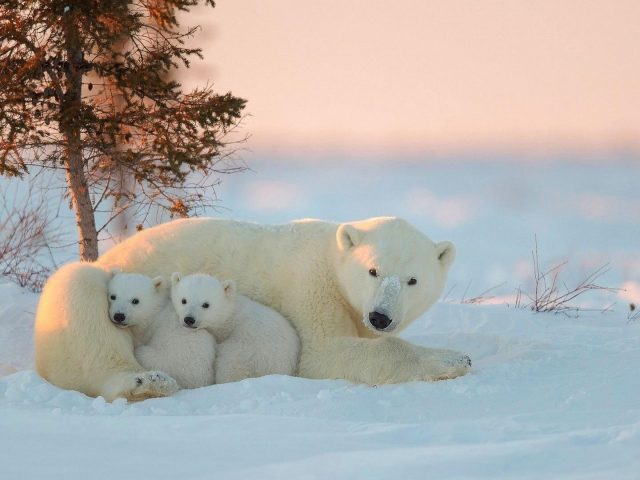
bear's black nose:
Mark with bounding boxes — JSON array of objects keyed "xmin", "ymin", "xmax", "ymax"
[
  {"xmin": 113, "ymin": 313, "xmax": 126, "ymax": 324},
  {"xmin": 184, "ymin": 316, "xmax": 196, "ymax": 327},
  {"xmin": 369, "ymin": 311, "xmax": 391, "ymax": 330}
]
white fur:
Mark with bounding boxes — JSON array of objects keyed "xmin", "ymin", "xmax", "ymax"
[
  {"xmin": 34, "ymin": 217, "xmax": 470, "ymax": 400},
  {"xmin": 107, "ymin": 272, "xmax": 216, "ymax": 389},
  {"xmin": 171, "ymin": 273, "xmax": 299, "ymax": 384}
]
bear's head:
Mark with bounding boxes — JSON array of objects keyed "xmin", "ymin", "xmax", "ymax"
[
  {"xmin": 334, "ymin": 217, "xmax": 455, "ymax": 335},
  {"xmin": 107, "ymin": 272, "xmax": 168, "ymax": 329},
  {"xmin": 170, "ymin": 273, "xmax": 236, "ymax": 332}
]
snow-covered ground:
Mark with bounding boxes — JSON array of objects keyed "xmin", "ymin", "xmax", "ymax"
[{"xmin": 1, "ymin": 158, "xmax": 639, "ymax": 479}]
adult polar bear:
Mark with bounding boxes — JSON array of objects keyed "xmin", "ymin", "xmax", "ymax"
[{"xmin": 35, "ymin": 216, "xmax": 471, "ymax": 401}]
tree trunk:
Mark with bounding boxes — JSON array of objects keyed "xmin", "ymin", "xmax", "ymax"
[
  {"xmin": 111, "ymin": 36, "xmax": 134, "ymax": 243},
  {"xmin": 65, "ymin": 137, "xmax": 99, "ymax": 261},
  {"xmin": 62, "ymin": 11, "xmax": 99, "ymax": 261},
  {"xmin": 112, "ymin": 166, "xmax": 134, "ymax": 241}
]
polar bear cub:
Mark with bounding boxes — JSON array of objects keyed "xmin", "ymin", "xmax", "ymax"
[
  {"xmin": 107, "ymin": 272, "xmax": 216, "ymax": 389},
  {"xmin": 171, "ymin": 273, "xmax": 300, "ymax": 384}
]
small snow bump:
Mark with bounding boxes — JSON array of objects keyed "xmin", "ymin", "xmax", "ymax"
[
  {"xmin": 316, "ymin": 389, "xmax": 332, "ymax": 400},
  {"xmin": 92, "ymin": 396, "xmax": 108, "ymax": 410}
]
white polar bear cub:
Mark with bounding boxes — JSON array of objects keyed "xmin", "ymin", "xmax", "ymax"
[
  {"xmin": 171, "ymin": 273, "xmax": 300, "ymax": 384},
  {"xmin": 107, "ymin": 272, "xmax": 216, "ymax": 389},
  {"xmin": 107, "ymin": 272, "xmax": 166, "ymax": 344}
]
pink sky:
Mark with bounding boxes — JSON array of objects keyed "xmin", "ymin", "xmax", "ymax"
[{"xmin": 184, "ymin": 0, "xmax": 640, "ymax": 154}]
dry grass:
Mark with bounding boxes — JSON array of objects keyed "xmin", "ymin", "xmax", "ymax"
[
  {"xmin": 515, "ymin": 238, "xmax": 619, "ymax": 317},
  {"xmin": 446, "ymin": 238, "xmax": 622, "ymax": 318}
]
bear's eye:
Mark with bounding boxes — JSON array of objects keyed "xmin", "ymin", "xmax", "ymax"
[
  {"xmin": 368, "ymin": 268, "xmax": 378, "ymax": 277},
  {"xmin": 182, "ymin": 298, "xmax": 187, "ymax": 305},
  {"xmin": 131, "ymin": 298, "xmax": 139, "ymax": 305},
  {"xmin": 408, "ymin": 278, "xmax": 418, "ymax": 286},
  {"xmin": 110, "ymin": 295, "xmax": 116, "ymax": 300},
  {"xmin": 202, "ymin": 302, "xmax": 210, "ymax": 309}
]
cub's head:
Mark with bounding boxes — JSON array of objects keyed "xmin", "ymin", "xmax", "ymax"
[
  {"xmin": 107, "ymin": 272, "xmax": 168, "ymax": 328},
  {"xmin": 170, "ymin": 273, "xmax": 236, "ymax": 330},
  {"xmin": 334, "ymin": 217, "xmax": 455, "ymax": 335}
]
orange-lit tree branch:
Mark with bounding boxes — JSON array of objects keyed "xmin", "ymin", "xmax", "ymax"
[{"xmin": 0, "ymin": 0, "xmax": 246, "ymax": 260}]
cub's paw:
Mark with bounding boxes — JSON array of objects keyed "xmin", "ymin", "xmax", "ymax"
[{"xmin": 127, "ymin": 371, "xmax": 180, "ymax": 401}]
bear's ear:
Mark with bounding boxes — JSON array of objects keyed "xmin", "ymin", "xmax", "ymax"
[
  {"xmin": 336, "ymin": 224, "xmax": 361, "ymax": 252},
  {"xmin": 222, "ymin": 279, "xmax": 236, "ymax": 296},
  {"xmin": 436, "ymin": 241, "xmax": 456, "ymax": 270},
  {"xmin": 171, "ymin": 272, "xmax": 182, "ymax": 286},
  {"xmin": 152, "ymin": 276, "xmax": 167, "ymax": 292}
]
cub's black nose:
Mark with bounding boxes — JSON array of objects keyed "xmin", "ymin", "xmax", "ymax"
[
  {"xmin": 184, "ymin": 316, "xmax": 196, "ymax": 327},
  {"xmin": 369, "ymin": 311, "xmax": 391, "ymax": 330},
  {"xmin": 113, "ymin": 313, "xmax": 126, "ymax": 324}
]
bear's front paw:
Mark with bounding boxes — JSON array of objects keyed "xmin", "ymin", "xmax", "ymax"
[
  {"xmin": 127, "ymin": 371, "xmax": 180, "ymax": 401},
  {"xmin": 435, "ymin": 352, "xmax": 472, "ymax": 380},
  {"xmin": 443, "ymin": 354, "xmax": 472, "ymax": 369},
  {"xmin": 419, "ymin": 348, "xmax": 472, "ymax": 381}
]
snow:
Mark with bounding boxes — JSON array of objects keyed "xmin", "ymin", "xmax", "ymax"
[{"xmin": 1, "ymin": 159, "xmax": 640, "ymax": 478}]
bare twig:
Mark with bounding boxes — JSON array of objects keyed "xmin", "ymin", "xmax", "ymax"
[
  {"xmin": 461, "ymin": 282, "xmax": 508, "ymax": 305},
  {"xmin": 0, "ymin": 183, "xmax": 61, "ymax": 291},
  {"xmin": 445, "ymin": 281, "xmax": 508, "ymax": 305},
  {"xmin": 442, "ymin": 283, "xmax": 456, "ymax": 303},
  {"xmin": 518, "ymin": 237, "xmax": 619, "ymax": 317}
]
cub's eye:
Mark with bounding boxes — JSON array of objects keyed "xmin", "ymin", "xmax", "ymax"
[
  {"xmin": 408, "ymin": 278, "xmax": 417, "ymax": 286},
  {"xmin": 131, "ymin": 298, "xmax": 139, "ymax": 305},
  {"xmin": 110, "ymin": 295, "xmax": 116, "ymax": 300},
  {"xmin": 202, "ymin": 302, "xmax": 210, "ymax": 309},
  {"xmin": 181, "ymin": 298, "xmax": 187, "ymax": 305},
  {"xmin": 368, "ymin": 268, "xmax": 378, "ymax": 277}
]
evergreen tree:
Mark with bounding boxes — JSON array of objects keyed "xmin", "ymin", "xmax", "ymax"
[{"xmin": 0, "ymin": 0, "xmax": 246, "ymax": 260}]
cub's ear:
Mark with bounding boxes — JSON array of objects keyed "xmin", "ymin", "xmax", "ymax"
[
  {"xmin": 222, "ymin": 279, "xmax": 236, "ymax": 296},
  {"xmin": 171, "ymin": 272, "xmax": 182, "ymax": 286},
  {"xmin": 108, "ymin": 267, "xmax": 122, "ymax": 278},
  {"xmin": 152, "ymin": 276, "xmax": 168, "ymax": 292},
  {"xmin": 336, "ymin": 224, "xmax": 361, "ymax": 252},
  {"xmin": 436, "ymin": 241, "xmax": 456, "ymax": 270}
]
